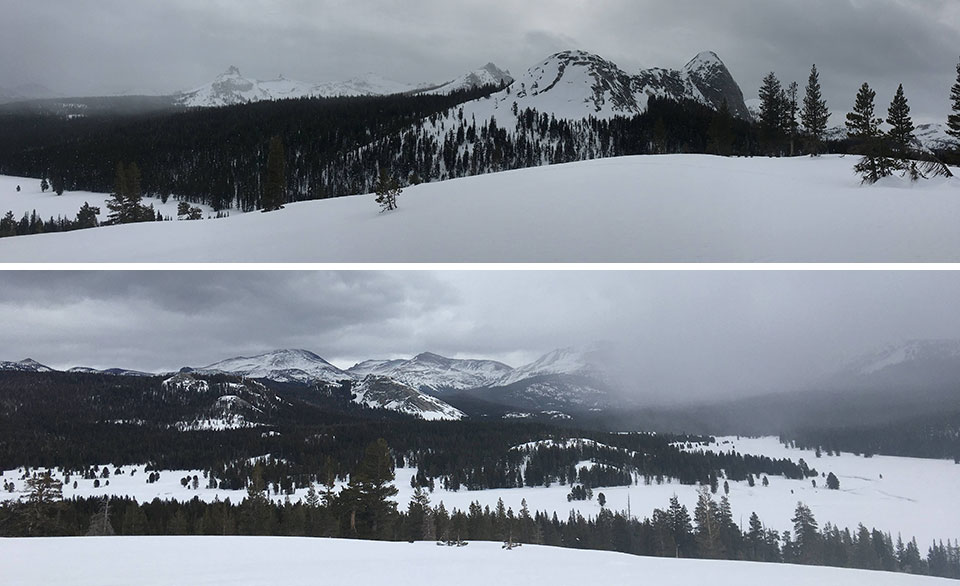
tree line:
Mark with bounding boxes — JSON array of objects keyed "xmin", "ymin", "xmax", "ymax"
[{"xmin": 2, "ymin": 439, "xmax": 958, "ymax": 581}]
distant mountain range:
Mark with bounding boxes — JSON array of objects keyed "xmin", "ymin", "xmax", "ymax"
[
  {"xmin": 6, "ymin": 338, "xmax": 959, "ymax": 428},
  {"xmin": 174, "ymin": 63, "xmax": 513, "ymax": 108}
]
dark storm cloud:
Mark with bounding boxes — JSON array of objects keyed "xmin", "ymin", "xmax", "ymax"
[
  {"xmin": 3, "ymin": 271, "xmax": 960, "ymax": 406},
  {"xmin": 2, "ymin": 0, "xmax": 956, "ymax": 122}
]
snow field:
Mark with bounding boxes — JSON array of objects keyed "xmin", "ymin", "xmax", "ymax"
[
  {"xmin": 0, "ymin": 174, "xmax": 218, "ymax": 225},
  {"xmin": 3, "ymin": 437, "xmax": 957, "ymax": 546},
  {"xmin": 1, "ymin": 537, "xmax": 954, "ymax": 586},
  {"xmin": 1, "ymin": 154, "xmax": 958, "ymax": 262}
]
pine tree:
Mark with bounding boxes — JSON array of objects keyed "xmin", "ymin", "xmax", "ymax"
[
  {"xmin": 262, "ymin": 135, "xmax": 286, "ymax": 212},
  {"xmin": 75, "ymin": 203, "xmax": 100, "ymax": 229},
  {"xmin": 948, "ymin": 58, "xmax": 960, "ymax": 144},
  {"xmin": 791, "ymin": 501, "xmax": 820, "ymax": 564},
  {"xmin": 846, "ymin": 83, "xmax": 881, "ymax": 141},
  {"xmin": 374, "ymin": 170, "xmax": 401, "ymax": 212},
  {"xmin": 886, "ymin": 84, "xmax": 915, "ymax": 154},
  {"xmin": 847, "ymin": 83, "xmax": 894, "ymax": 184},
  {"xmin": 759, "ymin": 72, "xmax": 786, "ymax": 153},
  {"xmin": 342, "ymin": 438, "xmax": 398, "ymax": 539},
  {"xmin": 801, "ymin": 65, "xmax": 830, "ymax": 155},
  {"xmin": 40, "ymin": 178, "xmax": 49, "ymax": 193}
]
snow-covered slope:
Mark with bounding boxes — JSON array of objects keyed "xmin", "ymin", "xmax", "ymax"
[
  {"xmin": 347, "ymin": 352, "xmax": 512, "ymax": 394},
  {"xmin": 351, "ymin": 374, "xmax": 465, "ymax": 420},
  {"xmin": 425, "ymin": 63, "xmax": 513, "ymax": 95},
  {"xmin": 453, "ymin": 50, "xmax": 748, "ymax": 124},
  {"xmin": 843, "ymin": 339, "xmax": 960, "ymax": 377},
  {"xmin": 496, "ymin": 346, "xmax": 608, "ymax": 387},
  {"xmin": 0, "ymin": 358, "xmax": 54, "ymax": 372},
  {"xmin": 3, "ymin": 537, "xmax": 952, "ymax": 586},
  {"xmin": 3, "ymin": 155, "xmax": 960, "ymax": 263},
  {"xmin": 195, "ymin": 349, "xmax": 350, "ymax": 385}
]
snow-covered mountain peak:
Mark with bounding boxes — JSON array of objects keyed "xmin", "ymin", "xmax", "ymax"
[
  {"xmin": 0, "ymin": 358, "xmax": 54, "ymax": 372},
  {"xmin": 346, "ymin": 352, "xmax": 512, "ymax": 394},
  {"xmin": 219, "ymin": 66, "xmax": 243, "ymax": 79},
  {"xmin": 196, "ymin": 349, "xmax": 350, "ymax": 385},
  {"xmin": 496, "ymin": 344, "xmax": 611, "ymax": 387},
  {"xmin": 683, "ymin": 51, "xmax": 724, "ymax": 73}
]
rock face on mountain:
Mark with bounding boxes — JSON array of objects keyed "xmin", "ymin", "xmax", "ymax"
[
  {"xmin": 460, "ymin": 50, "xmax": 749, "ymax": 122},
  {"xmin": 351, "ymin": 375, "xmax": 465, "ymax": 420}
]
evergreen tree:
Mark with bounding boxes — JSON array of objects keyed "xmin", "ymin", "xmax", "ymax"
[
  {"xmin": 791, "ymin": 501, "xmax": 820, "ymax": 564},
  {"xmin": 105, "ymin": 162, "xmax": 148, "ymax": 224},
  {"xmin": 40, "ymin": 178, "xmax": 49, "ymax": 193},
  {"xmin": 846, "ymin": 83, "xmax": 881, "ymax": 141},
  {"xmin": 948, "ymin": 57, "xmax": 960, "ymax": 144},
  {"xmin": 886, "ymin": 84, "xmax": 915, "ymax": 154},
  {"xmin": 694, "ymin": 486, "xmax": 723, "ymax": 558},
  {"xmin": 342, "ymin": 438, "xmax": 398, "ymax": 539},
  {"xmin": 826, "ymin": 472, "xmax": 840, "ymax": 490},
  {"xmin": 846, "ymin": 83, "xmax": 895, "ymax": 184},
  {"xmin": 262, "ymin": 135, "xmax": 286, "ymax": 212},
  {"xmin": 75, "ymin": 203, "xmax": 100, "ymax": 229},
  {"xmin": 374, "ymin": 169, "xmax": 402, "ymax": 212},
  {"xmin": 801, "ymin": 65, "xmax": 830, "ymax": 155},
  {"xmin": 759, "ymin": 72, "xmax": 786, "ymax": 152}
]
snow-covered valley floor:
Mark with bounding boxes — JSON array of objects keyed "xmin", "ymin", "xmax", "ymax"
[
  {"xmin": 1, "ymin": 537, "xmax": 954, "ymax": 586},
  {"xmin": 3, "ymin": 437, "xmax": 958, "ymax": 546},
  {"xmin": 0, "ymin": 174, "xmax": 218, "ymax": 225},
  {"xmin": 1, "ymin": 154, "xmax": 958, "ymax": 262}
]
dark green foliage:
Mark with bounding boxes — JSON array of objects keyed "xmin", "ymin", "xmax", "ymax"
[
  {"xmin": 846, "ymin": 83, "xmax": 882, "ymax": 141},
  {"xmin": 846, "ymin": 83, "xmax": 894, "ymax": 184},
  {"xmin": 105, "ymin": 162, "xmax": 152, "ymax": 225},
  {"xmin": 801, "ymin": 65, "xmax": 830, "ymax": 155},
  {"xmin": 373, "ymin": 170, "xmax": 401, "ymax": 212},
  {"xmin": 948, "ymin": 58, "xmax": 960, "ymax": 143},
  {"xmin": 826, "ymin": 472, "xmax": 840, "ymax": 490},
  {"xmin": 75, "ymin": 202, "xmax": 100, "ymax": 229},
  {"xmin": 706, "ymin": 100, "xmax": 734, "ymax": 156},
  {"xmin": 886, "ymin": 84, "xmax": 915, "ymax": 154},
  {"xmin": 262, "ymin": 136, "xmax": 286, "ymax": 211},
  {"xmin": 40, "ymin": 178, "xmax": 49, "ymax": 192}
]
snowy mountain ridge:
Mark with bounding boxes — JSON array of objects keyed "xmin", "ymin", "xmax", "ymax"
[
  {"xmin": 839, "ymin": 339, "xmax": 960, "ymax": 377},
  {"xmin": 450, "ymin": 49, "xmax": 749, "ymax": 125},
  {"xmin": 347, "ymin": 351, "xmax": 513, "ymax": 394},
  {"xmin": 194, "ymin": 349, "xmax": 351, "ymax": 385},
  {"xmin": 175, "ymin": 63, "xmax": 510, "ymax": 108},
  {"xmin": 0, "ymin": 358, "xmax": 54, "ymax": 372}
]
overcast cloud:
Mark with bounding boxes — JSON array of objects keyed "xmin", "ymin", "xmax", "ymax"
[
  {"xmin": 2, "ymin": 271, "xmax": 960, "ymax": 405},
  {"xmin": 1, "ymin": 0, "xmax": 957, "ymax": 123}
]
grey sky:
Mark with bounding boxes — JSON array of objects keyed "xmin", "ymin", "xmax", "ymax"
[
  {"xmin": 1, "ymin": 0, "xmax": 958, "ymax": 123},
  {"xmin": 2, "ymin": 271, "xmax": 960, "ymax": 405}
]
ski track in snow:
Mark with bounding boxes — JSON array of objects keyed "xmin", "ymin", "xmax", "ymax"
[{"xmin": 0, "ymin": 155, "xmax": 958, "ymax": 262}]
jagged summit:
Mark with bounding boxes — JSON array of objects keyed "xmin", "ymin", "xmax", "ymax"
[
  {"xmin": 347, "ymin": 351, "xmax": 512, "ymax": 394},
  {"xmin": 221, "ymin": 66, "xmax": 242, "ymax": 78},
  {"xmin": 457, "ymin": 49, "xmax": 749, "ymax": 123}
]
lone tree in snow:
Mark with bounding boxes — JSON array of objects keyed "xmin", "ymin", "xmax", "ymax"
[
  {"xmin": 261, "ymin": 135, "xmax": 286, "ymax": 212},
  {"xmin": 374, "ymin": 170, "xmax": 402, "ymax": 212},
  {"xmin": 40, "ymin": 178, "xmax": 49, "ymax": 193},
  {"xmin": 826, "ymin": 472, "xmax": 840, "ymax": 490},
  {"xmin": 846, "ymin": 82, "xmax": 894, "ymax": 184},
  {"xmin": 801, "ymin": 65, "xmax": 830, "ymax": 155}
]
